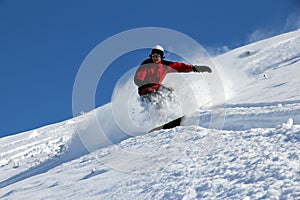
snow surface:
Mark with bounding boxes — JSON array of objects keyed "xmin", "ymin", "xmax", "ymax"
[{"xmin": 1, "ymin": 30, "xmax": 300, "ymax": 199}]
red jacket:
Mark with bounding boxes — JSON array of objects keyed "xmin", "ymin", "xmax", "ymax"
[{"xmin": 134, "ymin": 58, "xmax": 194, "ymax": 95}]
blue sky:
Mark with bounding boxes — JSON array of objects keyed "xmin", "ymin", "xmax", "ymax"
[{"xmin": 1, "ymin": 0, "xmax": 299, "ymax": 138}]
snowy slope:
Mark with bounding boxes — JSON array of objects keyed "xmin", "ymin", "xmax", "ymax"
[{"xmin": 1, "ymin": 30, "xmax": 300, "ymax": 199}]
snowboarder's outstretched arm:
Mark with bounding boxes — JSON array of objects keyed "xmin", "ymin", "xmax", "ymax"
[
  {"xmin": 168, "ymin": 62, "xmax": 212, "ymax": 73},
  {"xmin": 167, "ymin": 62, "xmax": 194, "ymax": 72}
]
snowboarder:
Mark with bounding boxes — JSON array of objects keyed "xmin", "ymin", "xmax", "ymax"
[
  {"xmin": 134, "ymin": 45, "xmax": 212, "ymax": 130},
  {"xmin": 134, "ymin": 45, "xmax": 212, "ymax": 99}
]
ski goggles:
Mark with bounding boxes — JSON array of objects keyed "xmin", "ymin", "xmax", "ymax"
[{"xmin": 151, "ymin": 53, "xmax": 161, "ymax": 58}]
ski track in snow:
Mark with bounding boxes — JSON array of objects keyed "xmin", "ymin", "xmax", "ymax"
[
  {"xmin": 197, "ymin": 100, "xmax": 300, "ymax": 131},
  {"xmin": 1, "ymin": 30, "xmax": 300, "ymax": 199}
]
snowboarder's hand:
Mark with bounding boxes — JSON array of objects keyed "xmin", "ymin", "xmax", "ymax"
[{"xmin": 192, "ymin": 65, "xmax": 212, "ymax": 73}]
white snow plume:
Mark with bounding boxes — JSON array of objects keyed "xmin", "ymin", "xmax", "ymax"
[
  {"xmin": 111, "ymin": 67, "xmax": 214, "ymax": 136},
  {"xmin": 284, "ymin": 12, "xmax": 300, "ymax": 31}
]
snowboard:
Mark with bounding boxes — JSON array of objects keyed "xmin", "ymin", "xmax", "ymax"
[
  {"xmin": 148, "ymin": 115, "xmax": 184, "ymax": 133},
  {"xmin": 147, "ymin": 102, "xmax": 211, "ymax": 133}
]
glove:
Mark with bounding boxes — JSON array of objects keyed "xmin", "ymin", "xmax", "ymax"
[{"xmin": 192, "ymin": 65, "xmax": 212, "ymax": 73}]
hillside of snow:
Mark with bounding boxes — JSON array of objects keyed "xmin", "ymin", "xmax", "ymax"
[{"xmin": 1, "ymin": 30, "xmax": 300, "ymax": 199}]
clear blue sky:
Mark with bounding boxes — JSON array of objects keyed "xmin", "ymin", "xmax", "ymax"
[{"xmin": 1, "ymin": 0, "xmax": 299, "ymax": 138}]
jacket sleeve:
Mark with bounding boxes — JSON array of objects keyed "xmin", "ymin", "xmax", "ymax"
[
  {"xmin": 168, "ymin": 62, "xmax": 194, "ymax": 73},
  {"xmin": 134, "ymin": 59, "xmax": 150, "ymax": 87},
  {"xmin": 134, "ymin": 67, "xmax": 146, "ymax": 87}
]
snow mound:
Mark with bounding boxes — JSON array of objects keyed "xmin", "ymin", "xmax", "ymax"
[
  {"xmin": 2, "ymin": 123, "xmax": 299, "ymax": 199},
  {"xmin": 89, "ymin": 124, "xmax": 300, "ymax": 199}
]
